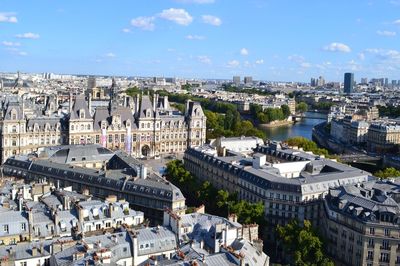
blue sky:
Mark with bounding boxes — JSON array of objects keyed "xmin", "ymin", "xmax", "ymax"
[{"xmin": 1, "ymin": 0, "xmax": 400, "ymax": 82}]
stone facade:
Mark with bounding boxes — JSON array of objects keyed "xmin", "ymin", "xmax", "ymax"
[
  {"xmin": 0, "ymin": 82, "xmax": 206, "ymax": 163},
  {"xmin": 322, "ymin": 180, "xmax": 400, "ymax": 266}
]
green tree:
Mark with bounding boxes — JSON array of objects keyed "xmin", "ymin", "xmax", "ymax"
[
  {"xmin": 296, "ymin": 102, "xmax": 308, "ymax": 113},
  {"xmin": 125, "ymin": 86, "xmax": 141, "ymax": 97},
  {"xmin": 277, "ymin": 220, "xmax": 334, "ymax": 266},
  {"xmin": 281, "ymin": 104, "xmax": 291, "ymax": 117},
  {"xmin": 286, "ymin": 137, "xmax": 332, "ymax": 158},
  {"xmin": 374, "ymin": 167, "xmax": 400, "ymax": 179},
  {"xmin": 182, "ymin": 84, "xmax": 192, "ymax": 91}
]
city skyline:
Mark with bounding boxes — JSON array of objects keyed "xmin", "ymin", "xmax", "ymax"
[{"xmin": 1, "ymin": 0, "xmax": 400, "ymax": 81}]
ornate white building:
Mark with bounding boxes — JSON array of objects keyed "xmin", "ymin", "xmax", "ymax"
[{"xmin": 0, "ymin": 81, "xmax": 207, "ymax": 162}]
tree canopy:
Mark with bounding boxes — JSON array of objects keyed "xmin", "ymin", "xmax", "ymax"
[
  {"xmin": 296, "ymin": 102, "xmax": 308, "ymax": 113},
  {"xmin": 374, "ymin": 167, "xmax": 400, "ymax": 179},
  {"xmin": 250, "ymin": 104, "xmax": 290, "ymax": 124},
  {"xmin": 165, "ymin": 159, "xmax": 264, "ymax": 224},
  {"xmin": 277, "ymin": 220, "xmax": 334, "ymax": 266},
  {"xmin": 285, "ymin": 137, "xmax": 333, "ymax": 158}
]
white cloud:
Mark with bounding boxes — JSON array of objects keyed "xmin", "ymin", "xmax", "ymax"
[
  {"xmin": 240, "ymin": 48, "xmax": 249, "ymax": 56},
  {"xmin": 175, "ymin": 0, "xmax": 215, "ymax": 3},
  {"xmin": 255, "ymin": 59, "xmax": 264, "ymax": 64},
  {"xmin": 131, "ymin": 16, "xmax": 155, "ymax": 31},
  {"xmin": 18, "ymin": 51, "xmax": 27, "ymax": 56},
  {"xmin": 358, "ymin": 53, "xmax": 365, "ymax": 60},
  {"xmin": 197, "ymin": 55, "xmax": 212, "ymax": 64},
  {"xmin": 227, "ymin": 60, "xmax": 240, "ymax": 68},
  {"xmin": 365, "ymin": 48, "xmax": 400, "ymax": 60},
  {"xmin": 0, "ymin": 12, "xmax": 17, "ymax": 23},
  {"xmin": 2, "ymin": 41, "xmax": 20, "ymax": 47},
  {"xmin": 105, "ymin": 52, "xmax": 116, "ymax": 58},
  {"xmin": 376, "ymin": 30, "xmax": 396, "ymax": 36},
  {"xmin": 288, "ymin": 54, "xmax": 305, "ymax": 63},
  {"xmin": 159, "ymin": 8, "xmax": 193, "ymax": 26},
  {"xmin": 300, "ymin": 62, "xmax": 311, "ymax": 68},
  {"xmin": 186, "ymin": 35, "xmax": 205, "ymax": 40},
  {"xmin": 122, "ymin": 28, "xmax": 131, "ymax": 33},
  {"xmin": 202, "ymin": 15, "xmax": 222, "ymax": 26},
  {"xmin": 15, "ymin": 32, "xmax": 40, "ymax": 39},
  {"xmin": 323, "ymin": 42, "xmax": 351, "ymax": 53},
  {"xmin": 393, "ymin": 19, "xmax": 400, "ymax": 25}
]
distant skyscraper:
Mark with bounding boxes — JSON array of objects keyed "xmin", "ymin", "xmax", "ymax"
[
  {"xmin": 384, "ymin": 78, "xmax": 389, "ymax": 87},
  {"xmin": 392, "ymin": 80, "xmax": 397, "ymax": 87},
  {"xmin": 310, "ymin": 78, "xmax": 316, "ymax": 87},
  {"xmin": 361, "ymin": 78, "xmax": 368, "ymax": 84},
  {"xmin": 344, "ymin": 73, "xmax": 354, "ymax": 94},
  {"xmin": 244, "ymin": 76, "xmax": 253, "ymax": 85},
  {"xmin": 317, "ymin": 76, "xmax": 325, "ymax": 87},
  {"xmin": 233, "ymin": 76, "xmax": 240, "ymax": 85}
]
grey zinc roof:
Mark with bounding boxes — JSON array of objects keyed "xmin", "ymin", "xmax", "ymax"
[
  {"xmin": 0, "ymin": 240, "xmax": 53, "ymax": 261},
  {"xmin": 136, "ymin": 226, "xmax": 177, "ymax": 256},
  {"xmin": 46, "ymin": 144, "xmax": 114, "ymax": 164},
  {"xmin": 0, "ymin": 211, "xmax": 29, "ymax": 237},
  {"xmin": 52, "ymin": 232, "xmax": 133, "ymax": 265},
  {"xmin": 326, "ymin": 180, "xmax": 400, "ymax": 222},
  {"xmin": 138, "ymin": 95, "xmax": 154, "ymax": 118},
  {"xmin": 70, "ymin": 95, "xmax": 92, "ymax": 120},
  {"xmin": 3, "ymin": 101, "xmax": 23, "ymax": 120},
  {"xmin": 93, "ymin": 106, "xmax": 136, "ymax": 130},
  {"xmin": 26, "ymin": 116, "xmax": 61, "ymax": 131},
  {"xmin": 186, "ymin": 145, "xmax": 371, "ymax": 195}
]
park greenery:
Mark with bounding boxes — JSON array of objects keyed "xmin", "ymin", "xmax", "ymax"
[
  {"xmin": 296, "ymin": 102, "xmax": 308, "ymax": 113},
  {"xmin": 222, "ymin": 84, "xmax": 277, "ymax": 96},
  {"xmin": 374, "ymin": 167, "xmax": 400, "ymax": 179},
  {"xmin": 250, "ymin": 104, "xmax": 291, "ymax": 124},
  {"xmin": 157, "ymin": 91, "xmax": 266, "ymax": 140},
  {"xmin": 378, "ymin": 105, "xmax": 400, "ymax": 118},
  {"xmin": 277, "ymin": 220, "xmax": 334, "ymax": 266},
  {"xmin": 310, "ymin": 102, "xmax": 334, "ymax": 111},
  {"xmin": 165, "ymin": 159, "xmax": 264, "ymax": 225},
  {"xmin": 125, "ymin": 86, "xmax": 142, "ymax": 96},
  {"xmin": 285, "ymin": 137, "xmax": 332, "ymax": 158}
]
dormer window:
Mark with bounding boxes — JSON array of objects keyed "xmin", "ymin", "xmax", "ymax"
[
  {"xmin": 80, "ymin": 109, "xmax": 85, "ymax": 119},
  {"xmin": 11, "ymin": 109, "xmax": 17, "ymax": 120},
  {"xmin": 112, "ymin": 115, "xmax": 121, "ymax": 126},
  {"xmin": 126, "ymin": 119, "xmax": 131, "ymax": 127},
  {"xmin": 147, "ymin": 110, "xmax": 151, "ymax": 117}
]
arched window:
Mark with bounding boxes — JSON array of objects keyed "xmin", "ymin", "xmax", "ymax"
[
  {"xmin": 196, "ymin": 121, "xmax": 200, "ymax": 127},
  {"xmin": 80, "ymin": 109, "xmax": 85, "ymax": 119},
  {"xmin": 71, "ymin": 125, "xmax": 74, "ymax": 131},
  {"xmin": 11, "ymin": 125, "xmax": 17, "ymax": 133},
  {"xmin": 80, "ymin": 125, "xmax": 84, "ymax": 131},
  {"xmin": 86, "ymin": 124, "xmax": 91, "ymax": 130}
]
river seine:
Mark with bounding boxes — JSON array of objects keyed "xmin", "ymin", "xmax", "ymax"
[{"xmin": 262, "ymin": 111, "xmax": 327, "ymax": 141}]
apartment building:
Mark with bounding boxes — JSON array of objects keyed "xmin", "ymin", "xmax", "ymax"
[
  {"xmin": 322, "ymin": 180, "xmax": 400, "ymax": 266},
  {"xmin": 183, "ymin": 141, "xmax": 371, "ymax": 238}
]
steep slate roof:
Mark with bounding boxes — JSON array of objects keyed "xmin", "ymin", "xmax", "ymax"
[
  {"xmin": 138, "ymin": 95, "xmax": 154, "ymax": 118},
  {"xmin": 70, "ymin": 95, "xmax": 92, "ymax": 120}
]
